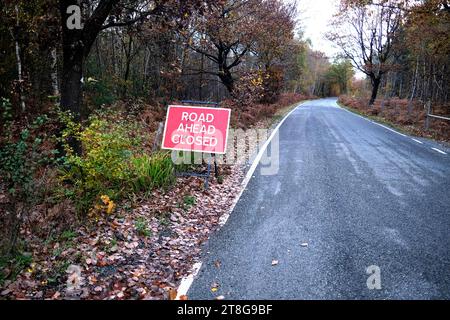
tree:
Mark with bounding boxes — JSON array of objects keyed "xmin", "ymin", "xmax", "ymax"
[
  {"xmin": 59, "ymin": 0, "xmax": 206, "ymax": 119},
  {"xmin": 252, "ymin": 0, "xmax": 296, "ymax": 102},
  {"xmin": 401, "ymin": 0, "xmax": 450, "ymax": 104},
  {"xmin": 1, "ymin": 0, "xmax": 60, "ymax": 115},
  {"xmin": 184, "ymin": 0, "xmax": 295, "ymax": 95},
  {"xmin": 328, "ymin": 0, "xmax": 404, "ymax": 105},
  {"xmin": 325, "ymin": 59, "xmax": 355, "ymax": 95},
  {"xmin": 183, "ymin": 0, "xmax": 260, "ymax": 93},
  {"xmin": 58, "ymin": 0, "xmax": 204, "ymax": 153},
  {"xmin": 252, "ymin": 0, "xmax": 296, "ymax": 70}
]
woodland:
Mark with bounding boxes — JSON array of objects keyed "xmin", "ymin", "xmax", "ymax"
[{"xmin": 0, "ymin": 0, "xmax": 448, "ymax": 299}]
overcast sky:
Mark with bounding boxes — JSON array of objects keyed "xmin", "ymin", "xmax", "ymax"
[
  {"xmin": 291, "ymin": 0, "xmax": 366, "ymax": 78},
  {"xmin": 295, "ymin": 0, "xmax": 340, "ymax": 58}
]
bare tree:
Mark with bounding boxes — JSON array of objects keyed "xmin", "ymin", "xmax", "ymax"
[{"xmin": 328, "ymin": 0, "xmax": 403, "ymax": 105}]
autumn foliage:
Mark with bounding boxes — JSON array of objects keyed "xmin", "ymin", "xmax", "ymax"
[{"xmin": 339, "ymin": 95, "xmax": 450, "ymax": 142}]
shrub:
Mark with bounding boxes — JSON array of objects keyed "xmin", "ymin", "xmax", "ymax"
[
  {"xmin": 59, "ymin": 112, "xmax": 175, "ymax": 216},
  {"xmin": 261, "ymin": 66, "xmax": 284, "ymax": 104},
  {"xmin": 84, "ymin": 77, "xmax": 117, "ymax": 109},
  {"xmin": 1, "ymin": 97, "xmax": 13, "ymax": 123},
  {"xmin": 0, "ymin": 114, "xmax": 57, "ymax": 254},
  {"xmin": 338, "ymin": 95, "xmax": 450, "ymax": 142},
  {"xmin": 60, "ymin": 115, "xmax": 135, "ymax": 214},
  {"xmin": 226, "ymin": 92, "xmax": 313, "ymax": 128},
  {"xmin": 183, "ymin": 195, "xmax": 196, "ymax": 209},
  {"xmin": 0, "ymin": 252, "xmax": 33, "ymax": 285}
]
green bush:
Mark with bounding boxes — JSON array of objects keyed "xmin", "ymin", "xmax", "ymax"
[
  {"xmin": 183, "ymin": 195, "xmax": 196, "ymax": 210},
  {"xmin": 59, "ymin": 112, "xmax": 175, "ymax": 216},
  {"xmin": 0, "ymin": 252, "xmax": 33, "ymax": 285}
]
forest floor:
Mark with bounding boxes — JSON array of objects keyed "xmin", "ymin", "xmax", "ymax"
[
  {"xmin": 0, "ymin": 95, "xmax": 310, "ymax": 300},
  {"xmin": 338, "ymin": 96, "xmax": 450, "ymax": 144}
]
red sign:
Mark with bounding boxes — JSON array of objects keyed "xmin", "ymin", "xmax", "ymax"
[{"xmin": 162, "ymin": 105, "xmax": 231, "ymax": 154}]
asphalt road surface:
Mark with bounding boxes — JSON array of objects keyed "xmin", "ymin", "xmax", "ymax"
[{"xmin": 188, "ymin": 98, "xmax": 450, "ymax": 300}]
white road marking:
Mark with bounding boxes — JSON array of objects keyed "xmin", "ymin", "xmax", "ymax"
[
  {"xmin": 341, "ymin": 107, "xmax": 407, "ymax": 136},
  {"xmin": 339, "ymin": 108, "xmax": 450, "ymax": 158},
  {"xmin": 431, "ymin": 148, "xmax": 447, "ymax": 155},
  {"xmin": 220, "ymin": 101, "xmax": 308, "ymax": 226},
  {"xmin": 176, "ymin": 262, "xmax": 202, "ymax": 300},
  {"xmin": 176, "ymin": 100, "xmax": 309, "ymax": 298},
  {"xmin": 241, "ymin": 102, "xmax": 305, "ymax": 187},
  {"xmin": 372, "ymin": 122, "xmax": 407, "ymax": 137}
]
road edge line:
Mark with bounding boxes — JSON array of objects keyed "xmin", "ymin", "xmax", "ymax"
[
  {"xmin": 340, "ymin": 105, "xmax": 448, "ymax": 156},
  {"xmin": 372, "ymin": 122, "xmax": 407, "ymax": 137},
  {"xmin": 340, "ymin": 105, "xmax": 406, "ymax": 135},
  {"xmin": 175, "ymin": 262, "xmax": 203, "ymax": 300},
  {"xmin": 175, "ymin": 100, "xmax": 308, "ymax": 299},
  {"xmin": 220, "ymin": 100, "xmax": 308, "ymax": 226},
  {"xmin": 431, "ymin": 147, "xmax": 447, "ymax": 155}
]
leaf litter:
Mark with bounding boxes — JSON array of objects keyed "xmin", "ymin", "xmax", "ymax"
[{"xmin": 0, "ymin": 164, "xmax": 244, "ymax": 300}]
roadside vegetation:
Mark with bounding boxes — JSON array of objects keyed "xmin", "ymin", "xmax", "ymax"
[
  {"xmin": 1, "ymin": 0, "xmax": 447, "ymax": 300},
  {"xmin": 330, "ymin": 1, "xmax": 449, "ymax": 142},
  {"xmin": 339, "ymin": 96, "xmax": 450, "ymax": 142},
  {"xmin": 0, "ymin": 0, "xmax": 328, "ymax": 299}
]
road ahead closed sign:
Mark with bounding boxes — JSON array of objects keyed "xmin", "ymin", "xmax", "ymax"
[{"xmin": 162, "ymin": 105, "xmax": 231, "ymax": 154}]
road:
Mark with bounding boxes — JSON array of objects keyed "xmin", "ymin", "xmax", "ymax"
[{"xmin": 188, "ymin": 98, "xmax": 450, "ymax": 300}]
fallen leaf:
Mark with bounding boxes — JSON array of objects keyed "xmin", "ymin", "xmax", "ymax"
[
  {"xmin": 52, "ymin": 291, "xmax": 61, "ymax": 299},
  {"xmin": 168, "ymin": 288, "xmax": 177, "ymax": 300},
  {"xmin": 1, "ymin": 289, "xmax": 11, "ymax": 296},
  {"xmin": 94, "ymin": 286, "xmax": 103, "ymax": 292},
  {"xmin": 179, "ymin": 295, "xmax": 188, "ymax": 300},
  {"xmin": 211, "ymin": 282, "xmax": 219, "ymax": 292}
]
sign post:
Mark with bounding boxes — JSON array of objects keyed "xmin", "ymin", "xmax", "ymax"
[{"xmin": 162, "ymin": 102, "xmax": 231, "ymax": 188}]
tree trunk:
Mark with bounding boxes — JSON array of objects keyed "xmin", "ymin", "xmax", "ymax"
[
  {"xmin": 369, "ymin": 77, "xmax": 381, "ymax": 106},
  {"xmin": 50, "ymin": 48, "xmax": 60, "ymax": 96},
  {"xmin": 60, "ymin": 51, "xmax": 83, "ymax": 155},
  {"xmin": 13, "ymin": 38, "xmax": 26, "ymax": 112},
  {"xmin": 122, "ymin": 37, "xmax": 133, "ymax": 98},
  {"xmin": 218, "ymin": 68, "xmax": 234, "ymax": 94},
  {"xmin": 11, "ymin": 5, "xmax": 26, "ymax": 112},
  {"xmin": 217, "ymin": 46, "xmax": 234, "ymax": 94},
  {"xmin": 61, "ymin": 56, "xmax": 83, "ymax": 121},
  {"xmin": 59, "ymin": 0, "xmax": 119, "ymax": 154},
  {"xmin": 60, "ymin": 1, "xmax": 86, "ymax": 122},
  {"xmin": 407, "ymin": 56, "xmax": 419, "ymax": 115},
  {"xmin": 199, "ymin": 52, "xmax": 204, "ymax": 101}
]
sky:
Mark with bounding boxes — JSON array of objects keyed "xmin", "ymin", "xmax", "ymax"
[
  {"xmin": 291, "ymin": 0, "xmax": 366, "ymax": 78},
  {"xmin": 295, "ymin": 0, "xmax": 340, "ymax": 59}
]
